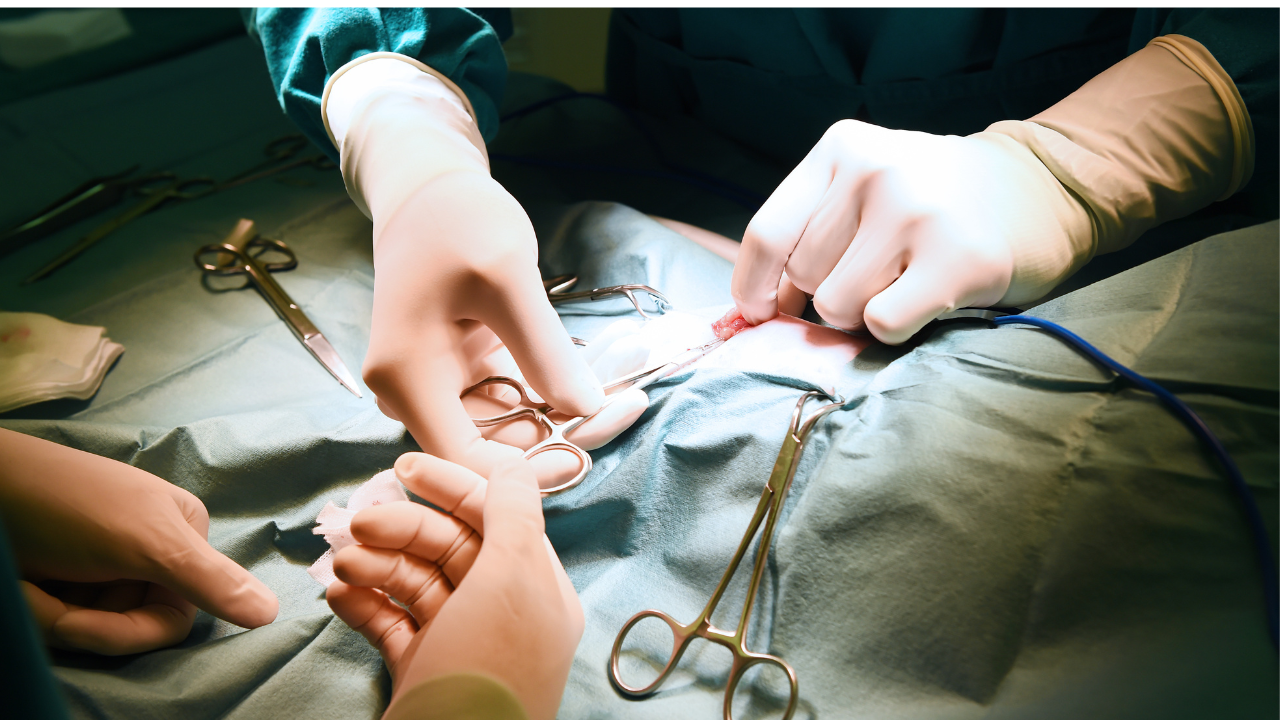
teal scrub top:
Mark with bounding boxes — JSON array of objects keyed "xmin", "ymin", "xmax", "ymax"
[{"xmin": 245, "ymin": 8, "xmax": 1276, "ymax": 203}]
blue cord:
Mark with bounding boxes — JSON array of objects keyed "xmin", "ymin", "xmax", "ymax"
[
  {"xmin": 498, "ymin": 92, "xmax": 767, "ymax": 211},
  {"xmin": 993, "ymin": 315, "xmax": 1279, "ymax": 650}
]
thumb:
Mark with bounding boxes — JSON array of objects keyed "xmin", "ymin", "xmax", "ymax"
[
  {"xmin": 480, "ymin": 269, "xmax": 604, "ymax": 418},
  {"xmin": 146, "ymin": 505, "xmax": 279, "ymax": 629}
]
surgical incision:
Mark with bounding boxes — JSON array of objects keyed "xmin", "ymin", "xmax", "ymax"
[{"xmin": 711, "ymin": 307, "xmax": 752, "ymax": 341}]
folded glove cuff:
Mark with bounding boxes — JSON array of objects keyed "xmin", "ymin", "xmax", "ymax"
[
  {"xmin": 987, "ymin": 35, "xmax": 1251, "ymax": 256},
  {"xmin": 1149, "ymin": 35, "xmax": 1254, "ymax": 199},
  {"xmin": 320, "ymin": 53, "xmax": 490, "ymax": 221},
  {"xmin": 321, "ymin": 52, "xmax": 483, "ymax": 154}
]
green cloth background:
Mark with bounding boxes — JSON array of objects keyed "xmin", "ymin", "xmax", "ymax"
[{"xmin": 0, "ymin": 36, "xmax": 1275, "ymax": 719}]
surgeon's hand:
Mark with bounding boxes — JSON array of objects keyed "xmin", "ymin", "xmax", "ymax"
[
  {"xmin": 326, "ymin": 452, "xmax": 581, "ymax": 720},
  {"xmin": 732, "ymin": 119, "xmax": 1092, "ymax": 345},
  {"xmin": 0, "ymin": 429, "xmax": 278, "ymax": 655},
  {"xmin": 734, "ymin": 38, "xmax": 1250, "ymax": 345},
  {"xmin": 327, "ymin": 56, "xmax": 604, "ymax": 480}
]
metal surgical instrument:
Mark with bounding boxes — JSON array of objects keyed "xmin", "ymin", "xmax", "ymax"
[
  {"xmin": 609, "ymin": 390, "xmax": 843, "ymax": 720},
  {"xmin": 16, "ymin": 135, "xmax": 334, "ymax": 282},
  {"xmin": 543, "ymin": 274, "xmax": 671, "ymax": 319},
  {"xmin": 463, "ymin": 338, "xmax": 725, "ymax": 495},
  {"xmin": 22, "ymin": 173, "xmax": 217, "ymax": 283},
  {"xmin": 193, "ymin": 219, "xmax": 362, "ymax": 398},
  {"xmin": 216, "ymin": 134, "xmax": 336, "ymax": 192},
  {"xmin": 0, "ymin": 165, "xmax": 143, "ymax": 258}
]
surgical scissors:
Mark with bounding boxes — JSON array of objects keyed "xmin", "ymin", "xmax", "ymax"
[
  {"xmin": 543, "ymin": 274, "xmax": 671, "ymax": 319},
  {"xmin": 13, "ymin": 136, "xmax": 333, "ymax": 281},
  {"xmin": 216, "ymin": 134, "xmax": 336, "ymax": 192},
  {"xmin": 609, "ymin": 390, "xmax": 843, "ymax": 720},
  {"xmin": 0, "ymin": 165, "xmax": 145, "ymax": 258},
  {"xmin": 463, "ymin": 338, "xmax": 725, "ymax": 495},
  {"xmin": 23, "ymin": 173, "xmax": 216, "ymax": 283},
  {"xmin": 193, "ymin": 220, "xmax": 362, "ymax": 398}
]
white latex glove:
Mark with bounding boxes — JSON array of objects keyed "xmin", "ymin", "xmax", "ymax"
[
  {"xmin": 322, "ymin": 54, "xmax": 604, "ymax": 478},
  {"xmin": 733, "ymin": 35, "xmax": 1253, "ymax": 345},
  {"xmin": 326, "ymin": 453, "xmax": 581, "ymax": 720},
  {"xmin": 456, "ymin": 322, "xmax": 651, "ymax": 489},
  {"xmin": 0, "ymin": 429, "xmax": 278, "ymax": 655}
]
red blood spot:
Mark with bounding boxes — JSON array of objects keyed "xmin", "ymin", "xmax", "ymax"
[
  {"xmin": 1, "ymin": 326, "xmax": 30, "ymax": 343},
  {"xmin": 711, "ymin": 307, "xmax": 753, "ymax": 341}
]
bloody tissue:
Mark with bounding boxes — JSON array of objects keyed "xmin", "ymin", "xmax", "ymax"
[{"xmin": 711, "ymin": 307, "xmax": 752, "ymax": 341}]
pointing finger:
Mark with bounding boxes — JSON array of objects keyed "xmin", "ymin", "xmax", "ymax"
[
  {"xmin": 142, "ymin": 503, "xmax": 278, "ymax": 630},
  {"xmin": 480, "ymin": 267, "xmax": 605, "ymax": 420}
]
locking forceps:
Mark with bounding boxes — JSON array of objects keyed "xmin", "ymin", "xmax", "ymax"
[{"xmin": 609, "ymin": 390, "xmax": 843, "ymax": 720}]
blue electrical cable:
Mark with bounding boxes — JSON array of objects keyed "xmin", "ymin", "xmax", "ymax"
[
  {"xmin": 993, "ymin": 314, "xmax": 1279, "ymax": 650},
  {"xmin": 498, "ymin": 92, "xmax": 767, "ymax": 211}
]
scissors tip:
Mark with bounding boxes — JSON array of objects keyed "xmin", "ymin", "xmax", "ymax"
[{"xmin": 303, "ymin": 334, "xmax": 363, "ymax": 399}]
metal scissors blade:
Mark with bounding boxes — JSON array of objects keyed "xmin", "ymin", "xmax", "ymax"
[
  {"xmin": 304, "ymin": 333, "xmax": 362, "ymax": 397},
  {"xmin": 0, "ymin": 165, "xmax": 140, "ymax": 258},
  {"xmin": 602, "ymin": 338, "xmax": 725, "ymax": 393},
  {"xmin": 24, "ymin": 175, "xmax": 216, "ymax": 284},
  {"xmin": 194, "ymin": 232, "xmax": 362, "ymax": 398}
]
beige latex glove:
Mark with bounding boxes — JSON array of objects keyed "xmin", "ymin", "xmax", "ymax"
[
  {"xmin": 0, "ymin": 429, "xmax": 278, "ymax": 655},
  {"xmin": 322, "ymin": 54, "xmax": 604, "ymax": 478},
  {"xmin": 733, "ymin": 35, "xmax": 1253, "ymax": 344},
  {"xmin": 325, "ymin": 452, "xmax": 582, "ymax": 720}
]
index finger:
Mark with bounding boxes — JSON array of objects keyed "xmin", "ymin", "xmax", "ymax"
[
  {"xmin": 476, "ymin": 267, "xmax": 604, "ymax": 420},
  {"xmin": 394, "ymin": 452, "xmax": 488, "ymax": 533},
  {"xmin": 140, "ymin": 507, "xmax": 278, "ymax": 630},
  {"xmin": 732, "ymin": 149, "xmax": 832, "ymax": 324}
]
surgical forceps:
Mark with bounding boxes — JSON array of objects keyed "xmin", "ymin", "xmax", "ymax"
[
  {"xmin": 463, "ymin": 338, "xmax": 725, "ymax": 495},
  {"xmin": 23, "ymin": 173, "xmax": 216, "ymax": 283},
  {"xmin": 216, "ymin": 134, "xmax": 335, "ymax": 192},
  {"xmin": 543, "ymin": 274, "xmax": 671, "ymax": 319},
  {"xmin": 0, "ymin": 165, "xmax": 147, "ymax": 258},
  {"xmin": 609, "ymin": 390, "xmax": 844, "ymax": 720},
  {"xmin": 13, "ymin": 136, "xmax": 334, "ymax": 281},
  {"xmin": 194, "ymin": 219, "xmax": 362, "ymax": 397}
]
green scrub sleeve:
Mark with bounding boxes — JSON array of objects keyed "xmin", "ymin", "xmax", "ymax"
[
  {"xmin": 382, "ymin": 673, "xmax": 530, "ymax": 720},
  {"xmin": 1134, "ymin": 8, "xmax": 1278, "ymax": 194},
  {"xmin": 0, "ymin": 514, "xmax": 71, "ymax": 720},
  {"xmin": 241, "ymin": 8, "xmax": 512, "ymax": 163}
]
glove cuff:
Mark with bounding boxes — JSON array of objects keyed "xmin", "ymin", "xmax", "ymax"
[
  {"xmin": 320, "ymin": 53, "xmax": 490, "ymax": 221},
  {"xmin": 987, "ymin": 35, "xmax": 1251, "ymax": 256}
]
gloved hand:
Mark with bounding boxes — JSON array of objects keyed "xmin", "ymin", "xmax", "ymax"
[
  {"xmin": 322, "ymin": 55, "xmax": 604, "ymax": 478},
  {"xmin": 326, "ymin": 452, "xmax": 581, "ymax": 720},
  {"xmin": 733, "ymin": 36, "xmax": 1253, "ymax": 344},
  {"xmin": 0, "ymin": 429, "xmax": 278, "ymax": 655}
]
